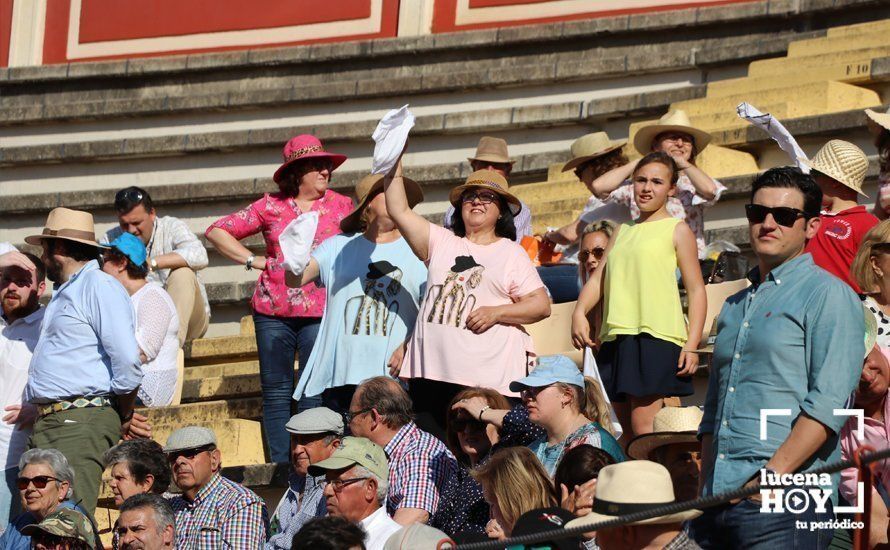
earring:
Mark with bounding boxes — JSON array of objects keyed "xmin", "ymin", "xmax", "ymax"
[{"xmin": 877, "ymin": 269, "xmax": 884, "ymax": 278}]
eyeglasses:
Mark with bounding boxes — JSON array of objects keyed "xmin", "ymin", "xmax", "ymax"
[
  {"xmin": 166, "ymin": 445, "xmax": 214, "ymax": 463},
  {"xmin": 657, "ymin": 132, "xmax": 694, "ymax": 145},
  {"xmin": 114, "ymin": 188, "xmax": 144, "ymax": 206},
  {"xmin": 326, "ymin": 477, "xmax": 369, "ymax": 492},
  {"xmin": 461, "ymin": 191, "xmax": 499, "ymax": 205},
  {"xmin": 744, "ymin": 204, "xmax": 812, "ymax": 227},
  {"xmin": 16, "ymin": 475, "xmax": 60, "ymax": 490},
  {"xmin": 578, "ymin": 248, "xmax": 606, "ymax": 262},
  {"xmin": 872, "ymin": 243, "xmax": 890, "ymax": 255},
  {"xmin": 291, "ymin": 159, "xmax": 333, "ymax": 176},
  {"xmin": 520, "ymin": 384, "xmax": 554, "ymax": 400},
  {"xmin": 344, "ymin": 407, "xmax": 375, "ymax": 424},
  {"xmin": 451, "ymin": 417, "xmax": 486, "ymax": 433}
]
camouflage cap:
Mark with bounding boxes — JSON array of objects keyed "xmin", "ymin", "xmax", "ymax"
[{"xmin": 21, "ymin": 507, "xmax": 97, "ymax": 549}]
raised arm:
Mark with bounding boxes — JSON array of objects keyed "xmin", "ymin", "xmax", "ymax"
[
  {"xmin": 591, "ymin": 160, "xmax": 639, "ymax": 199},
  {"xmin": 675, "ymin": 221, "xmax": 706, "ymax": 376},
  {"xmin": 673, "ymin": 156, "xmax": 719, "ymax": 201},
  {"xmin": 384, "ymin": 157, "xmax": 430, "ymax": 260},
  {"xmin": 544, "ymin": 216, "xmax": 587, "ymax": 246}
]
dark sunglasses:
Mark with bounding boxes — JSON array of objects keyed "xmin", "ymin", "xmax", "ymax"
[
  {"xmin": 451, "ymin": 417, "xmax": 486, "ymax": 433},
  {"xmin": 744, "ymin": 204, "xmax": 813, "ymax": 227},
  {"xmin": 578, "ymin": 248, "xmax": 606, "ymax": 262},
  {"xmin": 16, "ymin": 475, "xmax": 60, "ymax": 490},
  {"xmin": 461, "ymin": 191, "xmax": 499, "ymax": 205},
  {"xmin": 872, "ymin": 243, "xmax": 890, "ymax": 255},
  {"xmin": 292, "ymin": 159, "xmax": 333, "ymax": 176},
  {"xmin": 166, "ymin": 445, "xmax": 214, "ymax": 463}
]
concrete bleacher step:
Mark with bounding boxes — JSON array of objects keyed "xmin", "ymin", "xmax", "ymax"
[
  {"xmin": 826, "ymin": 19, "xmax": 890, "ymax": 38},
  {"xmin": 787, "ymin": 30, "xmax": 890, "ymax": 57},
  {"xmin": 747, "ymin": 46, "xmax": 890, "ymax": 75},
  {"xmin": 139, "ymin": 398, "xmax": 262, "ymax": 425},
  {"xmin": 184, "ymin": 360, "xmax": 259, "ymax": 380},
  {"xmin": 184, "ymin": 334, "xmax": 257, "ymax": 363},
  {"xmin": 705, "ymin": 61, "xmax": 875, "ymax": 97}
]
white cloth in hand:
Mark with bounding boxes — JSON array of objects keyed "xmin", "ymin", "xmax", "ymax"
[
  {"xmin": 371, "ymin": 104, "xmax": 415, "ymax": 175},
  {"xmin": 737, "ymin": 102, "xmax": 809, "ymax": 173},
  {"xmin": 279, "ymin": 212, "xmax": 319, "ymax": 275}
]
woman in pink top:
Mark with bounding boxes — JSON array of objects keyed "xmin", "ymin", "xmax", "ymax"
[
  {"xmin": 206, "ymin": 134, "xmax": 353, "ymax": 462},
  {"xmin": 384, "ymin": 155, "xmax": 551, "ymax": 438}
]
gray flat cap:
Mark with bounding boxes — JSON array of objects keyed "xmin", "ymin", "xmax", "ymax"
[
  {"xmin": 285, "ymin": 407, "xmax": 344, "ymax": 436},
  {"xmin": 164, "ymin": 426, "xmax": 217, "ymax": 453}
]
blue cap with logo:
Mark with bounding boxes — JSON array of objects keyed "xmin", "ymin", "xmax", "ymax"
[
  {"xmin": 102, "ymin": 233, "xmax": 147, "ymax": 269},
  {"xmin": 509, "ymin": 355, "xmax": 584, "ymax": 392}
]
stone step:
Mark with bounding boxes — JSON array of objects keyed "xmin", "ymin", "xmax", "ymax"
[
  {"xmin": 747, "ymin": 46, "xmax": 890, "ymax": 76},
  {"xmin": 181, "ymin": 371, "xmax": 262, "ymax": 402},
  {"xmin": 184, "ymin": 360, "xmax": 260, "ymax": 380},
  {"xmin": 139, "ymin": 398, "xmax": 262, "ymax": 425},
  {"xmin": 184, "ymin": 334, "xmax": 257, "ymax": 363},
  {"xmin": 787, "ymin": 29, "xmax": 890, "ymax": 57},
  {"xmin": 690, "ymin": 99, "xmax": 881, "ymax": 133},
  {"xmin": 826, "ymin": 18, "xmax": 890, "ymax": 38},
  {"xmin": 705, "ymin": 60, "xmax": 875, "ymax": 97},
  {"xmin": 511, "ymin": 180, "xmax": 590, "ymax": 204}
]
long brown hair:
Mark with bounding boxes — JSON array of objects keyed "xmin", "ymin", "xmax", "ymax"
[
  {"xmin": 471, "ymin": 447, "xmax": 557, "ymax": 529},
  {"xmin": 554, "ymin": 376, "xmax": 615, "ymax": 436},
  {"xmin": 446, "ymin": 387, "xmax": 510, "ymax": 464}
]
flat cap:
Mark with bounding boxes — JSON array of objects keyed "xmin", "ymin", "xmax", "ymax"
[
  {"xmin": 285, "ymin": 407, "xmax": 344, "ymax": 435},
  {"xmin": 163, "ymin": 426, "xmax": 217, "ymax": 453},
  {"xmin": 308, "ymin": 436, "xmax": 388, "ymax": 481}
]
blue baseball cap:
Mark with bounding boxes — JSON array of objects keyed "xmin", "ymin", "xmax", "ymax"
[
  {"xmin": 102, "ymin": 233, "xmax": 147, "ymax": 269},
  {"xmin": 509, "ymin": 355, "xmax": 584, "ymax": 392}
]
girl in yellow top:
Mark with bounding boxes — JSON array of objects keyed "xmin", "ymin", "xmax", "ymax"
[{"xmin": 571, "ymin": 152, "xmax": 706, "ymax": 443}]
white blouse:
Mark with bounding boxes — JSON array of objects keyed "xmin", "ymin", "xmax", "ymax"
[{"xmin": 132, "ymin": 282, "xmax": 180, "ymax": 407}]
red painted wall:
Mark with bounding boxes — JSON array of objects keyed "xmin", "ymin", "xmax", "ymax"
[{"xmin": 0, "ymin": 0, "xmax": 13, "ymax": 68}]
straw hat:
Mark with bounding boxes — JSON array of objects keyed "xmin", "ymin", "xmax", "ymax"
[
  {"xmin": 626, "ymin": 407, "xmax": 703, "ymax": 460},
  {"xmin": 562, "ymin": 132, "xmax": 627, "ymax": 172},
  {"xmin": 448, "ymin": 170, "xmax": 522, "ymax": 215},
  {"xmin": 340, "ymin": 173, "xmax": 423, "ymax": 233},
  {"xmin": 865, "ymin": 106, "xmax": 890, "ymax": 132},
  {"xmin": 273, "ymin": 134, "xmax": 347, "ymax": 183},
  {"xmin": 633, "ymin": 110, "xmax": 712, "ymax": 156},
  {"xmin": 799, "ymin": 140, "xmax": 869, "ymax": 197},
  {"xmin": 565, "ymin": 461, "xmax": 702, "ymax": 531},
  {"xmin": 25, "ymin": 207, "xmax": 101, "ymax": 247},
  {"xmin": 468, "ymin": 136, "xmax": 514, "ymax": 165}
]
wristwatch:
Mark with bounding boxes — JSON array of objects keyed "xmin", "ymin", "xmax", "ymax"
[
  {"xmin": 245, "ymin": 255, "xmax": 256, "ymax": 271},
  {"xmin": 149, "ymin": 258, "xmax": 158, "ymax": 272}
]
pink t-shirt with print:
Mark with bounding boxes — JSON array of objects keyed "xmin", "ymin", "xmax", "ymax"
[
  {"xmin": 403, "ymin": 224, "xmax": 545, "ymax": 396},
  {"xmin": 208, "ymin": 189, "xmax": 353, "ymax": 318}
]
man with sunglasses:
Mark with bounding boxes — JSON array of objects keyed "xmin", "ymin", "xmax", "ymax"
[
  {"xmin": 165, "ymin": 426, "xmax": 268, "ymax": 548},
  {"xmin": 106, "ymin": 186, "xmax": 210, "ymax": 346},
  {"xmin": 694, "ymin": 167, "xmax": 866, "ymax": 549},
  {"xmin": 308, "ymin": 436, "xmax": 401, "ymax": 550}
]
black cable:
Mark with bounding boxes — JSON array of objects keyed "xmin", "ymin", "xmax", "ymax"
[{"xmin": 456, "ymin": 445, "xmax": 890, "ymax": 549}]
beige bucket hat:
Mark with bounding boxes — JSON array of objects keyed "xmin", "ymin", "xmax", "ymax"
[
  {"xmin": 565, "ymin": 461, "xmax": 702, "ymax": 530},
  {"xmin": 799, "ymin": 140, "xmax": 870, "ymax": 197},
  {"xmin": 865, "ymin": 106, "xmax": 890, "ymax": 132},
  {"xmin": 340, "ymin": 173, "xmax": 423, "ymax": 233},
  {"xmin": 627, "ymin": 406, "xmax": 703, "ymax": 460},
  {"xmin": 448, "ymin": 170, "xmax": 522, "ymax": 215},
  {"xmin": 562, "ymin": 132, "xmax": 627, "ymax": 172},
  {"xmin": 633, "ymin": 110, "xmax": 713, "ymax": 156},
  {"xmin": 468, "ymin": 136, "xmax": 514, "ymax": 165},
  {"xmin": 25, "ymin": 207, "xmax": 101, "ymax": 247}
]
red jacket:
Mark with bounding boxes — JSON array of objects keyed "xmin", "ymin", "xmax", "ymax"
[{"xmin": 805, "ymin": 205, "xmax": 879, "ymax": 292}]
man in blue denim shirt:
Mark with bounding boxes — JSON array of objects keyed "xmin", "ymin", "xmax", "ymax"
[{"xmin": 692, "ymin": 167, "xmax": 865, "ymax": 549}]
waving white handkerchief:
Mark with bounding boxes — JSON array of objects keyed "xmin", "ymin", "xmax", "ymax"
[
  {"xmin": 279, "ymin": 212, "xmax": 319, "ymax": 275},
  {"xmin": 372, "ymin": 104, "xmax": 415, "ymax": 175},
  {"xmin": 737, "ymin": 102, "xmax": 809, "ymax": 173}
]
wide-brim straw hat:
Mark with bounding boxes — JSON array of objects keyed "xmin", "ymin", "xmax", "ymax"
[
  {"xmin": 865, "ymin": 106, "xmax": 890, "ymax": 132},
  {"xmin": 633, "ymin": 110, "xmax": 712, "ymax": 156},
  {"xmin": 565, "ymin": 461, "xmax": 702, "ymax": 531},
  {"xmin": 799, "ymin": 139, "xmax": 869, "ymax": 198},
  {"xmin": 448, "ymin": 170, "xmax": 522, "ymax": 216},
  {"xmin": 25, "ymin": 207, "xmax": 101, "ymax": 247},
  {"xmin": 340, "ymin": 173, "xmax": 424, "ymax": 233},
  {"xmin": 468, "ymin": 136, "xmax": 514, "ymax": 165},
  {"xmin": 273, "ymin": 134, "xmax": 347, "ymax": 183},
  {"xmin": 626, "ymin": 406, "xmax": 703, "ymax": 460},
  {"xmin": 562, "ymin": 132, "xmax": 627, "ymax": 172}
]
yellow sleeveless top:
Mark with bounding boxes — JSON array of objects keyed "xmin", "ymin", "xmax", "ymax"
[{"xmin": 600, "ymin": 217, "xmax": 687, "ymax": 346}]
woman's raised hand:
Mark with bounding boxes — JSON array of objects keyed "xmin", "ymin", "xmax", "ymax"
[{"xmin": 451, "ymin": 396, "xmax": 491, "ymax": 421}]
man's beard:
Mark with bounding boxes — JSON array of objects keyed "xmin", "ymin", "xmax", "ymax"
[
  {"xmin": 45, "ymin": 258, "xmax": 63, "ymax": 284},
  {"xmin": 1, "ymin": 292, "xmax": 38, "ymax": 320}
]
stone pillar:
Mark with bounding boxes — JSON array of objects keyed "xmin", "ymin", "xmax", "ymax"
[
  {"xmin": 397, "ymin": 0, "xmax": 435, "ymax": 37},
  {"xmin": 8, "ymin": 0, "xmax": 47, "ymax": 67}
]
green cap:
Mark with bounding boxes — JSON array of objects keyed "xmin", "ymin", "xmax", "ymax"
[
  {"xmin": 21, "ymin": 508, "xmax": 97, "ymax": 549},
  {"xmin": 308, "ymin": 436, "xmax": 388, "ymax": 481}
]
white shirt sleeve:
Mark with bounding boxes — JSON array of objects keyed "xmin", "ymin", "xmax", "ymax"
[{"xmin": 135, "ymin": 286, "xmax": 175, "ymax": 361}]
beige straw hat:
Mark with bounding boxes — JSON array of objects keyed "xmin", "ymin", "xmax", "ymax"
[
  {"xmin": 565, "ymin": 461, "xmax": 702, "ymax": 530},
  {"xmin": 865, "ymin": 106, "xmax": 890, "ymax": 132},
  {"xmin": 633, "ymin": 110, "xmax": 712, "ymax": 156},
  {"xmin": 799, "ymin": 140, "xmax": 869, "ymax": 197},
  {"xmin": 626, "ymin": 407, "xmax": 703, "ymax": 460},
  {"xmin": 562, "ymin": 132, "xmax": 627, "ymax": 172},
  {"xmin": 24, "ymin": 207, "xmax": 101, "ymax": 247},
  {"xmin": 448, "ymin": 170, "xmax": 522, "ymax": 215},
  {"xmin": 340, "ymin": 173, "xmax": 423, "ymax": 233},
  {"xmin": 468, "ymin": 136, "xmax": 514, "ymax": 165}
]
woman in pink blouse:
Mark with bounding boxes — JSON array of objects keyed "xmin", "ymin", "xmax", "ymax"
[{"xmin": 206, "ymin": 134, "xmax": 353, "ymax": 462}]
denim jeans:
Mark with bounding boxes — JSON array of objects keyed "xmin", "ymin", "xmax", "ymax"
[
  {"xmin": 253, "ymin": 313, "xmax": 323, "ymax": 463},
  {"xmin": 536, "ymin": 265, "xmax": 580, "ymax": 304},
  {"xmin": 690, "ymin": 497, "xmax": 835, "ymax": 550},
  {"xmin": 0, "ymin": 467, "xmax": 19, "ymax": 534}
]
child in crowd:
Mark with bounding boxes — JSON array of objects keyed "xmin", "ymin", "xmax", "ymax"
[{"xmin": 571, "ymin": 152, "xmax": 706, "ymax": 442}]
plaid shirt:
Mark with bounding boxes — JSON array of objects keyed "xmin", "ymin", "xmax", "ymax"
[
  {"xmin": 663, "ymin": 530, "xmax": 702, "ymax": 550},
  {"xmin": 384, "ymin": 422, "xmax": 457, "ymax": 516},
  {"xmin": 265, "ymin": 473, "xmax": 326, "ymax": 549},
  {"xmin": 169, "ymin": 473, "xmax": 269, "ymax": 549}
]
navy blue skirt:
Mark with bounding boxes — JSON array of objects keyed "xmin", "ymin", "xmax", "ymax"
[{"xmin": 596, "ymin": 333, "xmax": 693, "ymax": 402}]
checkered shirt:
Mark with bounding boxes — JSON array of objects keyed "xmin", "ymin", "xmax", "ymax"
[
  {"xmin": 383, "ymin": 422, "xmax": 457, "ymax": 516},
  {"xmin": 169, "ymin": 473, "xmax": 269, "ymax": 549}
]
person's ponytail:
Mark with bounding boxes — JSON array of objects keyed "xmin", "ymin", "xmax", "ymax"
[{"xmin": 580, "ymin": 376, "xmax": 614, "ymax": 436}]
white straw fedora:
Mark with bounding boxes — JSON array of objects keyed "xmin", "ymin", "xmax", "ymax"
[
  {"xmin": 626, "ymin": 407, "xmax": 703, "ymax": 460},
  {"xmin": 799, "ymin": 140, "xmax": 869, "ymax": 198},
  {"xmin": 865, "ymin": 106, "xmax": 890, "ymax": 132},
  {"xmin": 565, "ymin": 461, "xmax": 702, "ymax": 531},
  {"xmin": 633, "ymin": 110, "xmax": 712, "ymax": 156},
  {"xmin": 24, "ymin": 207, "xmax": 101, "ymax": 247},
  {"xmin": 562, "ymin": 132, "xmax": 627, "ymax": 172}
]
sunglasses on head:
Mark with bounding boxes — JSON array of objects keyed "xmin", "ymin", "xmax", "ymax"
[
  {"xmin": 578, "ymin": 248, "xmax": 605, "ymax": 262},
  {"xmin": 166, "ymin": 445, "xmax": 214, "ymax": 463},
  {"xmin": 744, "ymin": 203, "xmax": 813, "ymax": 227},
  {"xmin": 16, "ymin": 475, "xmax": 60, "ymax": 490}
]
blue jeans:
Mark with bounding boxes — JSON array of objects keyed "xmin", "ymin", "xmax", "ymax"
[
  {"xmin": 253, "ymin": 313, "xmax": 323, "ymax": 463},
  {"xmin": 536, "ymin": 265, "xmax": 580, "ymax": 304},
  {"xmin": 690, "ymin": 497, "xmax": 835, "ymax": 550},
  {"xmin": 0, "ymin": 467, "xmax": 19, "ymax": 534}
]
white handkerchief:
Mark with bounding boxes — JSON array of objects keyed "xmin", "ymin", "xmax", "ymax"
[
  {"xmin": 737, "ymin": 102, "xmax": 810, "ymax": 173},
  {"xmin": 279, "ymin": 212, "xmax": 319, "ymax": 276},
  {"xmin": 371, "ymin": 104, "xmax": 415, "ymax": 175}
]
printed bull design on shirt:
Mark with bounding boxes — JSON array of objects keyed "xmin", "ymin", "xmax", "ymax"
[
  {"xmin": 346, "ymin": 261, "xmax": 403, "ymax": 336},
  {"xmin": 425, "ymin": 255, "xmax": 485, "ymax": 327}
]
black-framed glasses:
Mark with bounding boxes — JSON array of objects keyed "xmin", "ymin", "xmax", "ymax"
[
  {"xmin": 744, "ymin": 204, "xmax": 811, "ymax": 227},
  {"xmin": 114, "ymin": 188, "xmax": 145, "ymax": 210},
  {"xmin": 578, "ymin": 248, "xmax": 606, "ymax": 262},
  {"xmin": 344, "ymin": 407, "xmax": 375, "ymax": 424},
  {"xmin": 16, "ymin": 475, "xmax": 60, "ymax": 490},
  {"xmin": 166, "ymin": 445, "xmax": 215, "ymax": 463},
  {"xmin": 292, "ymin": 159, "xmax": 333, "ymax": 176},
  {"xmin": 326, "ymin": 477, "xmax": 369, "ymax": 492},
  {"xmin": 451, "ymin": 417, "xmax": 486, "ymax": 433},
  {"xmin": 461, "ymin": 191, "xmax": 499, "ymax": 205},
  {"xmin": 872, "ymin": 242, "xmax": 890, "ymax": 255}
]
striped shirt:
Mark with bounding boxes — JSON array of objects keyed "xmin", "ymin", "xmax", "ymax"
[
  {"xmin": 384, "ymin": 422, "xmax": 457, "ymax": 517},
  {"xmin": 169, "ymin": 473, "xmax": 269, "ymax": 549},
  {"xmin": 265, "ymin": 473, "xmax": 326, "ymax": 549}
]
